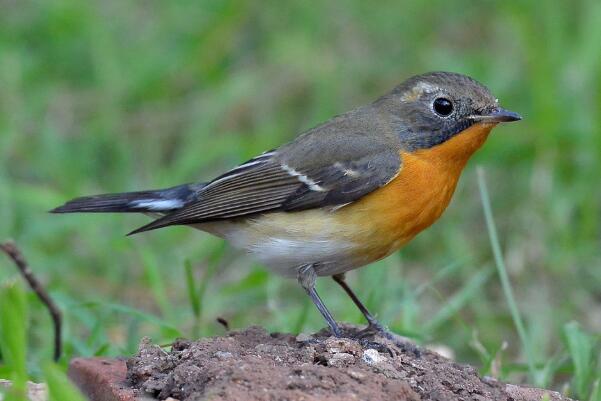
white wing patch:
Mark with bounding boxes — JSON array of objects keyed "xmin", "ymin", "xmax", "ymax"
[
  {"xmin": 130, "ymin": 199, "xmax": 184, "ymax": 211},
  {"xmin": 201, "ymin": 170, "xmax": 246, "ymax": 190},
  {"xmin": 201, "ymin": 150, "xmax": 276, "ymax": 191},
  {"xmin": 197, "ymin": 149, "xmax": 328, "ymax": 196},
  {"xmin": 281, "ymin": 163, "xmax": 325, "ymax": 192}
]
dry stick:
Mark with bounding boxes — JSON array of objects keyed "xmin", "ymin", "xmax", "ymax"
[{"xmin": 0, "ymin": 241, "xmax": 62, "ymax": 361}]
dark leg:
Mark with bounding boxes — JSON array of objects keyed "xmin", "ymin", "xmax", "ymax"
[
  {"xmin": 298, "ymin": 265, "xmax": 342, "ymax": 337},
  {"xmin": 332, "ymin": 273, "xmax": 382, "ymax": 329},
  {"xmin": 332, "ymin": 273, "xmax": 420, "ymax": 356}
]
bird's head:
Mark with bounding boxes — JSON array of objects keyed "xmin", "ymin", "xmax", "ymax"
[{"xmin": 377, "ymin": 71, "xmax": 521, "ymax": 152}]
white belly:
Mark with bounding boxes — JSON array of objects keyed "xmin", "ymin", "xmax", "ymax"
[{"xmin": 197, "ymin": 211, "xmax": 361, "ymax": 277}]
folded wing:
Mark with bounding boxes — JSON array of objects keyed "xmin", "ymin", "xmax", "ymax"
[{"xmin": 130, "ymin": 134, "xmax": 401, "ymax": 235}]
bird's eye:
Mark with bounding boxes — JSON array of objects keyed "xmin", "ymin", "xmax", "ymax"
[{"xmin": 433, "ymin": 97, "xmax": 453, "ymax": 116}]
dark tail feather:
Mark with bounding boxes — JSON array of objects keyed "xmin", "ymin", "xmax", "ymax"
[{"xmin": 51, "ymin": 183, "xmax": 198, "ymax": 214}]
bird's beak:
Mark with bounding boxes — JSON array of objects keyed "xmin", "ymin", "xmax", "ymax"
[{"xmin": 469, "ymin": 107, "xmax": 522, "ymax": 123}]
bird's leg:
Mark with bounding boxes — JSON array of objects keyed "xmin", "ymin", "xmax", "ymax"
[
  {"xmin": 297, "ymin": 264, "xmax": 342, "ymax": 337},
  {"xmin": 332, "ymin": 273, "xmax": 420, "ymax": 356},
  {"xmin": 332, "ymin": 273, "xmax": 382, "ymax": 329}
]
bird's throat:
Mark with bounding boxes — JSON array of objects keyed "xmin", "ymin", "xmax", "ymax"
[{"xmin": 414, "ymin": 122, "xmax": 495, "ymax": 166}]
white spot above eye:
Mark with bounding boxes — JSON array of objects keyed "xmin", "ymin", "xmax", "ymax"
[
  {"xmin": 401, "ymin": 81, "xmax": 439, "ymax": 102},
  {"xmin": 415, "ymin": 81, "xmax": 437, "ymax": 93},
  {"xmin": 130, "ymin": 199, "xmax": 184, "ymax": 210},
  {"xmin": 281, "ymin": 163, "xmax": 325, "ymax": 192}
]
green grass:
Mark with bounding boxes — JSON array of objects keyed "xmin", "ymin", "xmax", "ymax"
[
  {"xmin": 1, "ymin": 0, "xmax": 601, "ymax": 398},
  {"xmin": 0, "ymin": 281, "xmax": 28, "ymax": 400},
  {"xmin": 0, "ymin": 282, "xmax": 85, "ymax": 401},
  {"xmin": 44, "ymin": 362, "xmax": 87, "ymax": 401},
  {"xmin": 478, "ymin": 167, "xmax": 539, "ymax": 385}
]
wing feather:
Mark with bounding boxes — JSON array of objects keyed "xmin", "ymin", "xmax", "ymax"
[{"xmin": 129, "ymin": 132, "xmax": 401, "ymax": 234}]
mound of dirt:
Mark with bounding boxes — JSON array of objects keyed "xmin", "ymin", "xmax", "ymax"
[{"xmin": 125, "ymin": 325, "xmax": 569, "ymax": 401}]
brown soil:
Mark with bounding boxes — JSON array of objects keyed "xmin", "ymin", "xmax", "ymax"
[{"xmin": 126, "ymin": 325, "xmax": 568, "ymax": 401}]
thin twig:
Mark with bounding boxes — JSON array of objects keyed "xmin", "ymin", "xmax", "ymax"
[{"xmin": 0, "ymin": 241, "xmax": 62, "ymax": 361}]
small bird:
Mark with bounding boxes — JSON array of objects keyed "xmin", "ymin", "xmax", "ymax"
[{"xmin": 53, "ymin": 71, "xmax": 521, "ymax": 339}]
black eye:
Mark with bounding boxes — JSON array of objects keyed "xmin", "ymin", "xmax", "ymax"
[{"xmin": 433, "ymin": 97, "xmax": 453, "ymax": 116}]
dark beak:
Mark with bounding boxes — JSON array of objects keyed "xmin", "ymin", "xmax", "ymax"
[{"xmin": 470, "ymin": 107, "xmax": 522, "ymax": 123}]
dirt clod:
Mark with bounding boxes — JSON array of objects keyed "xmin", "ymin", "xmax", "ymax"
[{"xmin": 126, "ymin": 325, "xmax": 567, "ymax": 401}]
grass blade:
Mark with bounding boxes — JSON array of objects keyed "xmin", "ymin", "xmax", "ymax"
[
  {"xmin": 477, "ymin": 167, "xmax": 540, "ymax": 385},
  {"xmin": 78, "ymin": 301, "xmax": 181, "ymax": 338},
  {"xmin": 564, "ymin": 321, "xmax": 595, "ymax": 399},
  {"xmin": 184, "ymin": 259, "xmax": 201, "ymax": 337},
  {"xmin": 138, "ymin": 249, "xmax": 171, "ymax": 317},
  {"xmin": 185, "ymin": 260, "xmax": 201, "ymax": 319},
  {"xmin": 0, "ymin": 281, "xmax": 28, "ymax": 398},
  {"xmin": 425, "ymin": 269, "xmax": 492, "ymax": 333},
  {"xmin": 44, "ymin": 362, "xmax": 87, "ymax": 401}
]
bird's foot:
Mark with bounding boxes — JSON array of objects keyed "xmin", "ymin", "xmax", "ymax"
[{"xmin": 354, "ymin": 321, "xmax": 421, "ymax": 358}]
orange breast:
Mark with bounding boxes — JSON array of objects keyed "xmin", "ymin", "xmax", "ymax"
[{"xmin": 334, "ymin": 122, "xmax": 496, "ymax": 264}]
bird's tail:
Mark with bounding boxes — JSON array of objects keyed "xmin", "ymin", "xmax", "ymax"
[{"xmin": 51, "ymin": 183, "xmax": 199, "ymax": 214}]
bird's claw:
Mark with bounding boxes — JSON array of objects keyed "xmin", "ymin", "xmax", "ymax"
[{"xmin": 355, "ymin": 322, "xmax": 421, "ymax": 358}]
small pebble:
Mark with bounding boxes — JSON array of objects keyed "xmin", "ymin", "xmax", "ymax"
[
  {"xmin": 426, "ymin": 343, "xmax": 455, "ymax": 360},
  {"xmin": 324, "ymin": 338, "xmax": 356, "ymax": 355},
  {"xmin": 296, "ymin": 333, "xmax": 313, "ymax": 342},
  {"xmin": 214, "ymin": 351, "xmax": 233, "ymax": 360},
  {"xmin": 348, "ymin": 370, "xmax": 366, "ymax": 380},
  {"xmin": 362, "ymin": 348, "xmax": 386, "ymax": 365},
  {"xmin": 328, "ymin": 352, "xmax": 355, "ymax": 366}
]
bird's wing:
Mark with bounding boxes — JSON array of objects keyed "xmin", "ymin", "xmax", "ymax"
[{"xmin": 129, "ymin": 133, "xmax": 401, "ymax": 234}]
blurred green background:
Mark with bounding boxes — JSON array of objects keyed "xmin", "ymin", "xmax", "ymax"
[{"xmin": 1, "ymin": 0, "xmax": 601, "ymax": 397}]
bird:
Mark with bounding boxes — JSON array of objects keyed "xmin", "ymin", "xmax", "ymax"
[{"xmin": 52, "ymin": 71, "xmax": 521, "ymax": 340}]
